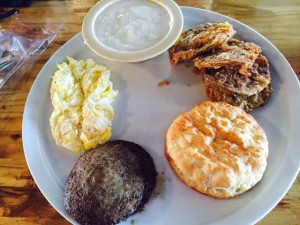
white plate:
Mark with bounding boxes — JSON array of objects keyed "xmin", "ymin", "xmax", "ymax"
[{"xmin": 23, "ymin": 7, "xmax": 300, "ymax": 225}]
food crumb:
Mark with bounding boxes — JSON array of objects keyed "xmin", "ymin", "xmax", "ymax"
[
  {"xmin": 192, "ymin": 67, "xmax": 201, "ymax": 76},
  {"xmin": 157, "ymin": 80, "xmax": 169, "ymax": 87},
  {"xmin": 131, "ymin": 219, "xmax": 137, "ymax": 225}
]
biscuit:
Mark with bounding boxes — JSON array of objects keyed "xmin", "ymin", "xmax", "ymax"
[{"xmin": 165, "ymin": 101, "xmax": 268, "ymax": 198}]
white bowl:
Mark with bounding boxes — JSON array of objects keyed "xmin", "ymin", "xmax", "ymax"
[{"xmin": 82, "ymin": 0, "xmax": 183, "ymax": 62}]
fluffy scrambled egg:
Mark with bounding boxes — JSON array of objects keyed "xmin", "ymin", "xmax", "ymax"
[{"xmin": 50, "ymin": 57, "xmax": 118, "ymax": 151}]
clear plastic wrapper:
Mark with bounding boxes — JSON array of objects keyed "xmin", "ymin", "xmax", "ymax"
[{"xmin": 0, "ymin": 19, "xmax": 63, "ymax": 94}]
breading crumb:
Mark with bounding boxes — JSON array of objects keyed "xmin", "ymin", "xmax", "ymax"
[
  {"xmin": 157, "ymin": 80, "xmax": 169, "ymax": 87},
  {"xmin": 131, "ymin": 219, "xmax": 137, "ymax": 225}
]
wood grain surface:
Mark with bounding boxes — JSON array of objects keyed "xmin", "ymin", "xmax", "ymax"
[{"xmin": 0, "ymin": 0, "xmax": 299, "ymax": 225}]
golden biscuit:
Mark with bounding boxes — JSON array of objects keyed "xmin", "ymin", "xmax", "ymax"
[{"xmin": 165, "ymin": 101, "xmax": 268, "ymax": 198}]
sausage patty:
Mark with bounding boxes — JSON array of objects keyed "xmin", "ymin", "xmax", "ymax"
[{"xmin": 64, "ymin": 140, "xmax": 157, "ymax": 225}]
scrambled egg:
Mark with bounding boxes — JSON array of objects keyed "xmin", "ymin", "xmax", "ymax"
[{"xmin": 50, "ymin": 57, "xmax": 118, "ymax": 151}]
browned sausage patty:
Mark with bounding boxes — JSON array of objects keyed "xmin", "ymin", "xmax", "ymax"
[{"xmin": 64, "ymin": 140, "xmax": 157, "ymax": 225}]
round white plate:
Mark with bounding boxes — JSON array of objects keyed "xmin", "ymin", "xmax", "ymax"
[{"xmin": 23, "ymin": 7, "xmax": 300, "ymax": 225}]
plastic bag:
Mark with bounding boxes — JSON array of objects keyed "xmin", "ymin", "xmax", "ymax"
[{"xmin": 0, "ymin": 19, "xmax": 63, "ymax": 94}]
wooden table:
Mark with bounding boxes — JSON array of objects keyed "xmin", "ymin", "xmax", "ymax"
[{"xmin": 0, "ymin": 0, "xmax": 299, "ymax": 224}]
